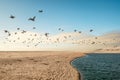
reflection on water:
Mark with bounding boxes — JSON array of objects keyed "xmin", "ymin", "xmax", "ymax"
[{"xmin": 72, "ymin": 53, "xmax": 120, "ymax": 80}]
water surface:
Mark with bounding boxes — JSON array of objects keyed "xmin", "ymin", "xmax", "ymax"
[{"xmin": 72, "ymin": 53, "xmax": 120, "ymax": 80}]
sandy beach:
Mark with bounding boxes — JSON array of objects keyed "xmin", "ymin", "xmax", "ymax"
[
  {"xmin": 0, "ymin": 51, "xmax": 85, "ymax": 80},
  {"xmin": 0, "ymin": 0, "xmax": 120, "ymax": 79}
]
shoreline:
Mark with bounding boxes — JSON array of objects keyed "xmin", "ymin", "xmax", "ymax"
[
  {"xmin": 70, "ymin": 59, "xmax": 83, "ymax": 80},
  {"xmin": 63, "ymin": 52, "xmax": 86, "ymax": 80}
]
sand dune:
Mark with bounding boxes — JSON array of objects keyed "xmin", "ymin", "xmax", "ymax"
[{"xmin": 0, "ymin": 31, "xmax": 119, "ymax": 52}]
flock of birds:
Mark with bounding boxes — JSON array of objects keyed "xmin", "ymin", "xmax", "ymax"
[{"xmin": 2, "ymin": 9, "xmax": 119, "ymax": 49}]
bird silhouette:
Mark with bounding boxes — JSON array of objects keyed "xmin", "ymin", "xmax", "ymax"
[
  {"xmin": 4, "ymin": 30, "xmax": 8, "ymax": 33},
  {"xmin": 45, "ymin": 33, "xmax": 49, "ymax": 37},
  {"xmin": 15, "ymin": 32, "xmax": 17, "ymax": 35},
  {"xmin": 33, "ymin": 27, "xmax": 36, "ymax": 29},
  {"xmin": 4, "ymin": 30, "xmax": 11, "ymax": 36},
  {"xmin": 78, "ymin": 31, "xmax": 81, "ymax": 33},
  {"xmin": 21, "ymin": 30, "xmax": 26, "ymax": 34},
  {"xmin": 58, "ymin": 28, "xmax": 61, "ymax": 31},
  {"xmin": 90, "ymin": 29, "xmax": 93, "ymax": 32},
  {"xmin": 38, "ymin": 10, "xmax": 43, "ymax": 13},
  {"xmin": 17, "ymin": 28, "xmax": 20, "ymax": 30},
  {"xmin": 62, "ymin": 29, "xmax": 64, "ymax": 32},
  {"xmin": 10, "ymin": 15, "xmax": 15, "ymax": 19},
  {"xmin": 74, "ymin": 29, "xmax": 77, "ymax": 32},
  {"xmin": 28, "ymin": 16, "xmax": 36, "ymax": 21},
  {"xmin": 8, "ymin": 33, "xmax": 11, "ymax": 36}
]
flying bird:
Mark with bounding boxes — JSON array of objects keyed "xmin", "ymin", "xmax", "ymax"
[
  {"xmin": 17, "ymin": 28, "xmax": 20, "ymax": 30},
  {"xmin": 10, "ymin": 15, "xmax": 15, "ymax": 19},
  {"xmin": 90, "ymin": 29, "xmax": 93, "ymax": 32},
  {"xmin": 74, "ymin": 29, "xmax": 77, "ymax": 32},
  {"xmin": 21, "ymin": 30, "xmax": 26, "ymax": 34},
  {"xmin": 38, "ymin": 10, "xmax": 43, "ymax": 13},
  {"xmin": 45, "ymin": 33, "xmax": 49, "ymax": 37},
  {"xmin": 62, "ymin": 29, "xmax": 64, "ymax": 32},
  {"xmin": 15, "ymin": 32, "xmax": 17, "ymax": 35},
  {"xmin": 28, "ymin": 16, "xmax": 36, "ymax": 21},
  {"xmin": 4, "ymin": 30, "xmax": 8, "ymax": 33},
  {"xmin": 58, "ymin": 28, "xmax": 61, "ymax": 31},
  {"xmin": 78, "ymin": 31, "xmax": 81, "ymax": 33},
  {"xmin": 33, "ymin": 27, "xmax": 36, "ymax": 29},
  {"xmin": 8, "ymin": 33, "xmax": 11, "ymax": 36},
  {"xmin": 4, "ymin": 30, "xmax": 11, "ymax": 36}
]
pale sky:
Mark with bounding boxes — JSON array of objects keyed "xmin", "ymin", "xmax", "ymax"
[{"xmin": 0, "ymin": 0, "xmax": 120, "ymax": 35}]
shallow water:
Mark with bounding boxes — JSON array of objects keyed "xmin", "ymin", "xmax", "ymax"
[{"xmin": 72, "ymin": 53, "xmax": 120, "ymax": 80}]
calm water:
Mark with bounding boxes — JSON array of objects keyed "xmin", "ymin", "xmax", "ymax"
[{"xmin": 72, "ymin": 53, "xmax": 120, "ymax": 80}]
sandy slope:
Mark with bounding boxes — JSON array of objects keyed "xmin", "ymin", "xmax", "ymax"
[
  {"xmin": 94, "ymin": 48, "xmax": 120, "ymax": 53},
  {"xmin": 0, "ymin": 51, "xmax": 85, "ymax": 80},
  {"xmin": 0, "ymin": 31, "xmax": 120, "ymax": 52}
]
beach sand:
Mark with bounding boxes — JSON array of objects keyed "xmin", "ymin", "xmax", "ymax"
[{"xmin": 0, "ymin": 51, "xmax": 85, "ymax": 80}]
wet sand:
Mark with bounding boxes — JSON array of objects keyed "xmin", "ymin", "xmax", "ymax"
[{"xmin": 0, "ymin": 51, "xmax": 85, "ymax": 80}]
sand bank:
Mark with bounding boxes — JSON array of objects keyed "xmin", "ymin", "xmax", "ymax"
[
  {"xmin": 93, "ymin": 48, "xmax": 120, "ymax": 53},
  {"xmin": 0, "ymin": 51, "xmax": 85, "ymax": 80}
]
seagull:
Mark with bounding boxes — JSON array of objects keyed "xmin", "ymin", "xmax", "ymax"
[
  {"xmin": 10, "ymin": 15, "xmax": 15, "ymax": 19},
  {"xmin": 8, "ymin": 33, "xmax": 11, "ymax": 36},
  {"xmin": 33, "ymin": 27, "xmax": 36, "ymax": 29},
  {"xmin": 45, "ymin": 33, "xmax": 49, "ymax": 37},
  {"xmin": 74, "ymin": 29, "xmax": 77, "ymax": 32},
  {"xmin": 58, "ymin": 28, "xmax": 61, "ymax": 31},
  {"xmin": 21, "ymin": 30, "xmax": 26, "ymax": 34},
  {"xmin": 4, "ymin": 30, "xmax": 11, "ymax": 36},
  {"xmin": 17, "ymin": 28, "xmax": 20, "ymax": 30},
  {"xmin": 28, "ymin": 16, "xmax": 36, "ymax": 21},
  {"xmin": 4, "ymin": 30, "xmax": 8, "ymax": 33},
  {"xmin": 62, "ymin": 29, "xmax": 64, "ymax": 32},
  {"xmin": 90, "ymin": 29, "xmax": 93, "ymax": 32},
  {"xmin": 15, "ymin": 32, "xmax": 17, "ymax": 35},
  {"xmin": 78, "ymin": 31, "xmax": 81, "ymax": 33},
  {"xmin": 38, "ymin": 10, "xmax": 43, "ymax": 13}
]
